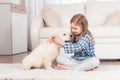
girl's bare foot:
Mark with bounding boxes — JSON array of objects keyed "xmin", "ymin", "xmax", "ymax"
[{"xmin": 57, "ymin": 64, "xmax": 73, "ymax": 70}]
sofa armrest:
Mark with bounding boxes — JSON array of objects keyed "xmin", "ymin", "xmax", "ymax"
[{"xmin": 30, "ymin": 15, "xmax": 43, "ymax": 50}]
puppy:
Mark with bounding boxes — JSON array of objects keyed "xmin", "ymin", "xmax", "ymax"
[{"xmin": 22, "ymin": 31, "xmax": 70, "ymax": 70}]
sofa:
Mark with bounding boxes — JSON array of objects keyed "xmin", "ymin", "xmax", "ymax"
[{"xmin": 30, "ymin": 1, "xmax": 120, "ymax": 59}]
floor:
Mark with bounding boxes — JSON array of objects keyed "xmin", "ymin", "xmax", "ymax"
[
  {"xmin": 0, "ymin": 52, "xmax": 29, "ymax": 63},
  {"xmin": 0, "ymin": 52, "xmax": 120, "ymax": 65}
]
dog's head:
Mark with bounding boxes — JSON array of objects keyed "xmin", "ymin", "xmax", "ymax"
[{"xmin": 55, "ymin": 31, "xmax": 70, "ymax": 43}]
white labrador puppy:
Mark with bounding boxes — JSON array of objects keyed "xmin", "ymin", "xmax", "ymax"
[{"xmin": 22, "ymin": 31, "xmax": 70, "ymax": 70}]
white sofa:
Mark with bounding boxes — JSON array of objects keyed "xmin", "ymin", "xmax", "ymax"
[{"xmin": 30, "ymin": 1, "xmax": 120, "ymax": 59}]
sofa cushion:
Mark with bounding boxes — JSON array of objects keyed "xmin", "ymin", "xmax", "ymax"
[
  {"xmin": 47, "ymin": 3, "xmax": 85, "ymax": 27},
  {"xmin": 105, "ymin": 10, "xmax": 120, "ymax": 26},
  {"xmin": 86, "ymin": 1, "xmax": 120, "ymax": 26},
  {"xmin": 95, "ymin": 44, "xmax": 120, "ymax": 59},
  {"xmin": 89, "ymin": 26, "xmax": 120, "ymax": 38},
  {"xmin": 39, "ymin": 27, "xmax": 70, "ymax": 38},
  {"xmin": 42, "ymin": 7, "xmax": 61, "ymax": 27},
  {"xmin": 39, "ymin": 26, "xmax": 120, "ymax": 38},
  {"xmin": 39, "ymin": 27, "xmax": 120, "ymax": 38}
]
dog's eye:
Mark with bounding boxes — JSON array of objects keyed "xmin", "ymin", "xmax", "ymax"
[{"xmin": 63, "ymin": 34, "xmax": 66, "ymax": 36}]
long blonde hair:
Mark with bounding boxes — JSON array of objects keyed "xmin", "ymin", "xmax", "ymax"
[{"xmin": 70, "ymin": 14, "xmax": 94, "ymax": 43}]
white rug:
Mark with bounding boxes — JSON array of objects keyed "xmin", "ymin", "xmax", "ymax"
[{"xmin": 0, "ymin": 63, "xmax": 120, "ymax": 80}]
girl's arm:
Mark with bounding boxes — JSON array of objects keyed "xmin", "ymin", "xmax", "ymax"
[
  {"xmin": 52, "ymin": 35, "xmax": 64, "ymax": 47},
  {"xmin": 64, "ymin": 34, "xmax": 90, "ymax": 54}
]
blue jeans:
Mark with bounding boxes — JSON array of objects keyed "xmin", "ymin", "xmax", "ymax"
[{"xmin": 57, "ymin": 55, "xmax": 100, "ymax": 71}]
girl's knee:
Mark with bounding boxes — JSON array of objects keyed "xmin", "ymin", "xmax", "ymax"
[
  {"xmin": 94, "ymin": 57, "xmax": 100, "ymax": 65},
  {"xmin": 56, "ymin": 55, "xmax": 66, "ymax": 64}
]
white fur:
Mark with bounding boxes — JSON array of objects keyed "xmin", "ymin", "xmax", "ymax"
[{"xmin": 22, "ymin": 31, "xmax": 69, "ymax": 70}]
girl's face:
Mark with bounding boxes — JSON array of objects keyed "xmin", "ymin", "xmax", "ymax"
[{"xmin": 71, "ymin": 23, "xmax": 83, "ymax": 35}]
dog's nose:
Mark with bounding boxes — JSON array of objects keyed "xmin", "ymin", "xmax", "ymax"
[
  {"xmin": 63, "ymin": 34, "xmax": 66, "ymax": 36},
  {"xmin": 65, "ymin": 40, "xmax": 70, "ymax": 42}
]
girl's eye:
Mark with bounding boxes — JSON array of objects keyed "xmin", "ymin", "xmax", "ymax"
[{"xmin": 74, "ymin": 28, "xmax": 77, "ymax": 30}]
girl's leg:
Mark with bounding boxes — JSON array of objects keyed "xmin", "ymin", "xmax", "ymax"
[
  {"xmin": 57, "ymin": 55, "xmax": 78, "ymax": 67},
  {"xmin": 57, "ymin": 55, "xmax": 78, "ymax": 70},
  {"xmin": 73, "ymin": 57, "xmax": 100, "ymax": 71}
]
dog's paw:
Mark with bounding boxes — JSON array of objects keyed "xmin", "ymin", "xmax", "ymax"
[
  {"xmin": 22, "ymin": 65, "xmax": 32, "ymax": 70},
  {"xmin": 46, "ymin": 67, "xmax": 55, "ymax": 70}
]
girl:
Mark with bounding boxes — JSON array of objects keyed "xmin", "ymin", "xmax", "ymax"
[{"xmin": 50, "ymin": 14, "xmax": 100, "ymax": 71}]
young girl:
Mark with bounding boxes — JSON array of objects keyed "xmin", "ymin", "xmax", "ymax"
[{"xmin": 49, "ymin": 14, "xmax": 100, "ymax": 71}]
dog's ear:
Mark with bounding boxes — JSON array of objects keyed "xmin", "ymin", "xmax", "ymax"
[
  {"xmin": 51, "ymin": 36, "xmax": 55, "ymax": 43},
  {"xmin": 47, "ymin": 36, "xmax": 55, "ymax": 43}
]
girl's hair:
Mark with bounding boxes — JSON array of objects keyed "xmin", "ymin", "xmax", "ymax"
[{"xmin": 70, "ymin": 14, "xmax": 94, "ymax": 43}]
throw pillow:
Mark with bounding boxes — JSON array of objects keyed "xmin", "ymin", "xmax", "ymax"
[
  {"xmin": 105, "ymin": 10, "xmax": 120, "ymax": 26},
  {"xmin": 42, "ymin": 7, "xmax": 61, "ymax": 27}
]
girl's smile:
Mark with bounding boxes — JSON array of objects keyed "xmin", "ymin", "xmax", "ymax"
[{"xmin": 71, "ymin": 23, "xmax": 83, "ymax": 35}]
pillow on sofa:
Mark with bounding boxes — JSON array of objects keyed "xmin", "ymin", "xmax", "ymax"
[
  {"xmin": 47, "ymin": 3, "xmax": 85, "ymax": 27},
  {"xmin": 105, "ymin": 10, "xmax": 120, "ymax": 26},
  {"xmin": 42, "ymin": 7, "xmax": 61, "ymax": 27}
]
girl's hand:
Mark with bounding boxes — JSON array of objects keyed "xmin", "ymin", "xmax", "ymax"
[{"xmin": 53, "ymin": 35, "xmax": 64, "ymax": 47}]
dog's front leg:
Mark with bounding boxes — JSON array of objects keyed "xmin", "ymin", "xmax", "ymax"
[{"xmin": 44, "ymin": 57, "xmax": 53, "ymax": 70}]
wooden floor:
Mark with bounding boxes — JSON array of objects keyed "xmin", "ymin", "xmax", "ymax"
[
  {"xmin": 0, "ymin": 52, "xmax": 120, "ymax": 65},
  {"xmin": 0, "ymin": 52, "xmax": 29, "ymax": 63}
]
